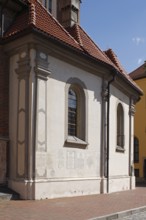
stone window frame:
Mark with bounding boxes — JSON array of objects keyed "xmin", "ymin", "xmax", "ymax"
[
  {"xmin": 116, "ymin": 102, "xmax": 125, "ymax": 152},
  {"xmin": 65, "ymin": 78, "xmax": 88, "ymax": 148}
]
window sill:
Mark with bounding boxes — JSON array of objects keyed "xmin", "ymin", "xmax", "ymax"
[
  {"xmin": 116, "ymin": 146, "xmax": 125, "ymax": 153},
  {"xmin": 64, "ymin": 136, "xmax": 88, "ymax": 149}
]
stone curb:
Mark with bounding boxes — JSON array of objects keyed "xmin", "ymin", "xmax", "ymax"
[
  {"xmin": 88, "ymin": 206, "xmax": 146, "ymax": 220},
  {"xmin": 0, "ymin": 193, "xmax": 12, "ymax": 201}
]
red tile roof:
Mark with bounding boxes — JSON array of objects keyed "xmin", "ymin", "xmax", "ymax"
[
  {"xmin": 129, "ymin": 63, "xmax": 146, "ymax": 80},
  {"xmin": 5, "ymin": 1, "xmax": 82, "ymax": 51},
  {"xmin": 104, "ymin": 49, "xmax": 142, "ymax": 93},
  {"xmin": 66, "ymin": 24, "xmax": 114, "ymax": 66},
  {"xmin": 104, "ymin": 49, "xmax": 127, "ymax": 74},
  {"xmin": 2, "ymin": 0, "xmax": 142, "ymax": 95}
]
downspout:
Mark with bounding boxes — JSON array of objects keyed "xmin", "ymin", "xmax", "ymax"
[
  {"xmin": 129, "ymin": 98, "xmax": 132, "ymax": 189},
  {"xmin": 106, "ymin": 72, "xmax": 116, "ymax": 193},
  {"xmin": 129, "ymin": 97, "xmax": 135, "ymax": 189}
]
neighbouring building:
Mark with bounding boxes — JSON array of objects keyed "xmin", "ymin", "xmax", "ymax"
[
  {"xmin": 0, "ymin": 0, "xmax": 143, "ymax": 200},
  {"xmin": 130, "ymin": 64, "xmax": 146, "ymax": 182}
]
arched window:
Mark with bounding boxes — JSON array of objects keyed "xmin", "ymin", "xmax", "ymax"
[
  {"xmin": 66, "ymin": 78, "xmax": 88, "ymax": 147},
  {"xmin": 117, "ymin": 103, "xmax": 124, "ymax": 147},
  {"xmin": 134, "ymin": 137, "xmax": 139, "ymax": 163}
]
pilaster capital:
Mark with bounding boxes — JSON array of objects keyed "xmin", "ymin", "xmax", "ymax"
[
  {"xmin": 15, "ymin": 50, "xmax": 31, "ymax": 79},
  {"xmin": 129, "ymin": 103, "xmax": 136, "ymax": 116},
  {"xmin": 34, "ymin": 51, "xmax": 51, "ymax": 80},
  {"xmin": 101, "ymin": 84, "xmax": 108, "ymax": 102}
]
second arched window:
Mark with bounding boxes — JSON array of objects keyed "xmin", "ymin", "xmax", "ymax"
[{"xmin": 117, "ymin": 103, "xmax": 124, "ymax": 147}]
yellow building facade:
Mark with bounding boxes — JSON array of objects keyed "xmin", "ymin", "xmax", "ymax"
[{"xmin": 130, "ymin": 64, "xmax": 146, "ymax": 182}]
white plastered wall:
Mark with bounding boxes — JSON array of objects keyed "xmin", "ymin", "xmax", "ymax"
[
  {"xmin": 8, "ymin": 49, "xmax": 134, "ymax": 199},
  {"xmin": 34, "ymin": 55, "xmax": 103, "ymax": 199},
  {"xmin": 108, "ymin": 85, "xmax": 134, "ymax": 192}
]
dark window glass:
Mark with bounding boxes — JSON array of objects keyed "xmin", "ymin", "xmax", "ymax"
[
  {"xmin": 48, "ymin": 0, "xmax": 52, "ymax": 13},
  {"xmin": 40, "ymin": 0, "xmax": 52, "ymax": 13},
  {"xmin": 117, "ymin": 103, "xmax": 124, "ymax": 147},
  {"xmin": 134, "ymin": 137, "xmax": 139, "ymax": 163},
  {"xmin": 68, "ymin": 89, "xmax": 77, "ymax": 136},
  {"xmin": 134, "ymin": 169, "xmax": 139, "ymax": 177}
]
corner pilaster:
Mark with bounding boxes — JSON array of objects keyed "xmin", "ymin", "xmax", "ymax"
[
  {"xmin": 34, "ymin": 50, "xmax": 51, "ymax": 179},
  {"xmin": 15, "ymin": 50, "xmax": 31, "ymax": 180},
  {"xmin": 129, "ymin": 97, "xmax": 136, "ymax": 189}
]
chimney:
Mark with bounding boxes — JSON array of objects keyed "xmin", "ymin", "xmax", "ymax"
[{"xmin": 57, "ymin": 0, "xmax": 81, "ymax": 28}]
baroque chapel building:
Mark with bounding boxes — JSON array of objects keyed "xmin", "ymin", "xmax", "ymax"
[{"xmin": 0, "ymin": 0, "xmax": 143, "ymax": 199}]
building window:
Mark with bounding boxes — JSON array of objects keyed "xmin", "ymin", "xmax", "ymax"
[
  {"xmin": 117, "ymin": 103, "xmax": 124, "ymax": 148},
  {"xmin": 48, "ymin": 0, "xmax": 52, "ymax": 13},
  {"xmin": 39, "ymin": 0, "xmax": 52, "ymax": 13},
  {"xmin": 65, "ymin": 78, "xmax": 88, "ymax": 148},
  {"xmin": 134, "ymin": 169, "xmax": 139, "ymax": 178},
  {"xmin": 68, "ymin": 88, "xmax": 77, "ymax": 136},
  {"xmin": 134, "ymin": 137, "xmax": 139, "ymax": 163}
]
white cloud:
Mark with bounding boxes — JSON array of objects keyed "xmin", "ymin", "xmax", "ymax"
[
  {"xmin": 138, "ymin": 58, "xmax": 143, "ymax": 65},
  {"xmin": 132, "ymin": 37, "xmax": 145, "ymax": 45}
]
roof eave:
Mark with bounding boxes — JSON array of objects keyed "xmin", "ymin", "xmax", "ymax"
[
  {"xmin": 116, "ymin": 71, "xmax": 143, "ymax": 96},
  {"xmin": 1, "ymin": 27, "xmax": 143, "ymax": 96}
]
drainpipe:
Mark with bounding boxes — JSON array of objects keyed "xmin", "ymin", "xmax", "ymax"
[
  {"xmin": 129, "ymin": 97, "xmax": 135, "ymax": 189},
  {"xmin": 129, "ymin": 98, "xmax": 132, "ymax": 189},
  {"xmin": 106, "ymin": 72, "xmax": 116, "ymax": 193}
]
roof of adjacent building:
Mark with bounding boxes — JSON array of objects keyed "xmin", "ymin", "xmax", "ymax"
[
  {"xmin": 1, "ymin": 0, "xmax": 143, "ymax": 95},
  {"xmin": 129, "ymin": 63, "xmax": 146, "ymax": 80}
]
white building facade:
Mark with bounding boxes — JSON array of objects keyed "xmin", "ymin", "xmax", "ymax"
[{"xmin": 0, "ymin": 0, "xmax": 142, "ymax": 199}]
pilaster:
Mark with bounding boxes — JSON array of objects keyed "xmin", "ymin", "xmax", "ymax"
[
  {"xmin": 100, "ymin": 81, "xmax": 108, "ymax": 193},
  {"xmin": 15, "ymin": 49, "xmax": 31, "ymax": 179},
  {"xmin": 34, "ymin": 50, "xmax": 51, "ymax": 179},
  {"xmin": 129, "ymin": 97, "xmax": 136, "ymax": 189}
]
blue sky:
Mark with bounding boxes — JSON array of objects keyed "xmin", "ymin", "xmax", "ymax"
[{"xmin": 80, "ymin": 0, "xmax": 146, "ymax": 73}]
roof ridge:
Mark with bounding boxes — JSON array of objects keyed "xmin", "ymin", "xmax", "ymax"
[
  {"xmin": 77, "ymin": 25, "xmax": 114, "ymax": 65},
  {"xmin": 52, "ymin": 21, "xmax": 81, "ymax": 48},
  {"xmin": 110, "ymin": 49, "xmax": 123, "ymax": 71},
  {"xmin": 28, "ymin": 0, "xmax": 80, "ymax": 45},
  {"xmin": 33, "ymin": 0, "xmax": 81, "ymax": 47},
  {"xmin": 104, "ymin": 48, "xmax": 127, "ymax": 74},
  {"xmin": 29, "ymin": 2, "xmax": 36, "ymax": 25},
  {"xmin": 103, "ymin": 50, "xmax": 118, "ymax": 69},
  {"xmin": 74, "ymin": 24, "xmax": 83, "ymax": 46}
]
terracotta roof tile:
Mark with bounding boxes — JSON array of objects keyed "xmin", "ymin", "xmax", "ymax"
[
  {"xmin": 67, "ymin": 24, "xmax": 113, "ymax": 66},
  {"xmin": 104, "ymin": 49, "xmax": 143, "ymax": 94},
  {"xmin": 104, "ymin": 49, "xmax": 127, "ymax": 74},
  {"xmin": 2, "ymin": 0, "xmax": 142, "ymax": 95},
  {"xmin": 5, "ymin": 0, "xmax": 82, "ymax": 51},
  {"xmin": 4, "ymin": 10, "xmax": 30, "ymax": 37}
]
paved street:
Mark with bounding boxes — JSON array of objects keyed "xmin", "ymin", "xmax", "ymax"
[{"xmin": 0, "ymin": 187, "xmax": 146, "ymax": 220}]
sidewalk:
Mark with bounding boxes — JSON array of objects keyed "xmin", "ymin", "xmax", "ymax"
[{"xmin": 0, "ymin": 186, "xmax": 146, "ymax": 220}]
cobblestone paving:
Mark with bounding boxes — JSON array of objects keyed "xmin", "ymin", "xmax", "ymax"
[{"xmin": 119, "ymin": 211, "xmax": 146, "ymax": 220}]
